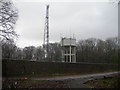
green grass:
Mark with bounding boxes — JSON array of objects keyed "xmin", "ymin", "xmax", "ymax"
[
  {"xmin": 85, "ymin": 75, "xmax": 120, "ymax": 88},
  {"xmin": 2, "ymin": 78, "xmax": 70, "ymax": 88}
]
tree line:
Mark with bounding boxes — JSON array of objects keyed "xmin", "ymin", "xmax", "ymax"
[
  {"xmin": 76, "ymin": 37, "xmax": 118, "ymax": 63},
  {"xmin": 1, "ymin": 37, "xmax": 119, "ymax": 64}
]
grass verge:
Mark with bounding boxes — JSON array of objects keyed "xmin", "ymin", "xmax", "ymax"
[{"xmin": 85, "ymin": 75, "xmax": 120, "ymax": 88}]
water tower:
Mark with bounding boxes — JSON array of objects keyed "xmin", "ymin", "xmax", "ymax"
[{"xmin": 61, "ymin": 37, "xmax": 76, "ymax": 63}]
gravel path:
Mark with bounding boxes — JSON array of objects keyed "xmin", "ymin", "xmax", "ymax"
[{"xmin": 31, "ymin": 71, "xmax": 119, "ymax": 81}]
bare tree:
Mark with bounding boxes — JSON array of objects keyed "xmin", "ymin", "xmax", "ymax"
[
  {"xmin": 0, "ymin": 0, "xmax": 18, "ymax": 41},
  {"xmin": 34, "ymin": 46, "xmax": 44, "ymax": 61},
  {"xmin": 76, "ymin": 37, "xmax": 118, "ymax": 63},
  {"xmin": 48, "ymin": 43, "xmax": 61, "ymax": 62},
  {"xmin": 23, "ymin": 46, "xmax": 36, "ymax": 60},
  {"xmin": 2, "ymin": 40, "xmax": 17, "ymax": 59}
]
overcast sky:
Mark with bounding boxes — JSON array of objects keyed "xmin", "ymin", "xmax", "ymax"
[{"xmin": 12, "ymin": 0, "xmax": 118, "ymax": 48}]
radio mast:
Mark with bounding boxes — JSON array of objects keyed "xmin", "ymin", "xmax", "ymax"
[{"xmin": 43, "ymin": 5, "xmax": 49, "ymax": 61}]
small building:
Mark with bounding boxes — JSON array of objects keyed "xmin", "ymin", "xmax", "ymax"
[{"xmin": 61, "ymin": 37, "xmax": 76, "ymax": 63}]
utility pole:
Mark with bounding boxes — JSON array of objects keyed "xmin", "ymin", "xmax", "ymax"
[{"xmin": 43, "ymin": 5, "xmax": 49, "ymax": 61}]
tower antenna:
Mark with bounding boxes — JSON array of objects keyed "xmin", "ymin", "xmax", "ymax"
[{"xmin": 43, "ymin": 5, "xmax": 49, "ymax": 61}]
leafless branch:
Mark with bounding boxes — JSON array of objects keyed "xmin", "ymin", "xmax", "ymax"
[{"xmin": 0, "ymin": 0, "xmax": 18, "ymax": 41}]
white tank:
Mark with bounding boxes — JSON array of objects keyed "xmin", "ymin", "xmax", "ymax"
[{"xmin": 61, "ymin": 38, "xmax": 76, "ymax": 46}]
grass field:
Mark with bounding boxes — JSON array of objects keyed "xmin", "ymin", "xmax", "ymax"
[
  {"xmin": 85, "ymin": 75, "xmax": 120, "ymax": 88},
  {"xmin": 2, "ymin": 78, "xmax": 70, "ymax": 88}
]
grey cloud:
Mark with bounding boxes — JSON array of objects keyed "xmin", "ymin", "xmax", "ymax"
[{"xmin": 14, "ymin": 2, "xmax": 118, "ymax": 48}]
